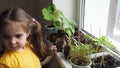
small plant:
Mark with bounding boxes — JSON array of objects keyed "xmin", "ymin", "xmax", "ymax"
[
  {"xmin": 84, "ymin": 34, "xmax": 102, "ymax": 53},
  {"xmin": 99, "ymin": 36, "xmax": 117, "ymax": 51},
  {"xmin": 69, "ymin": 41, "xmax": 95, "ymax": 67}
]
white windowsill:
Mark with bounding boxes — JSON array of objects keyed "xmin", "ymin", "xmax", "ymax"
[
  {"xmin": 57, "ymin": 52, "xmax": 72, "ymax": 68},
  {"xmin": 57, "ymin": 51, "xmax": 120, "ymax": 68}
]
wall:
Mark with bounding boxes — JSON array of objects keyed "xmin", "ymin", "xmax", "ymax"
[
  {"xmin": 0, "ymin": 0, "xmax": 52, "ymax": 26},
  {"xmin": 53, "ymin": 0, "xmax": 77, "ymax": 23},
  {"xmin": 0, "ymin": 0, "xmax": 78, "ymax": 28},
  {"xmin": 0, "ymin": 0, "xmax": 53, "ymax": 35},
  {"xmin": 0, "ymin": 0, "xmax": 40, "ymax": 20}
]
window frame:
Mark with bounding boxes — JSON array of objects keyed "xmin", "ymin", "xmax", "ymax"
[{"xmin": 77, "ymin": 0, "xmax": 120, "ymax": 59}]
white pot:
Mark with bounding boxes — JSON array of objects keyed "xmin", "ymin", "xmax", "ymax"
[{"xmin": 70, "ymin": 59, "xmax": 92, "ymax": 68}]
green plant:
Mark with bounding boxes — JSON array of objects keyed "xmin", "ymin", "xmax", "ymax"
[
  {"xmin": 85, "ymin": 35, "xmax": 120, "ymax": 67},
  {"xmin": 69, "ymin": 33, "xmax": 106, "ymax": 67},
  {"xmin": 42, "ymin": 4, "xmax": 77, "ymax": 59},
  {"xmin": 84, "ymin": 34, "xmax": 102, "ymax": 53},
  {"xmin": 69, "ymin": 42, "xmax": 94, "ymax": 66},
  {"xmin": 99, "ymin": 36, "xmax": 117, "ymax": 51},
  {"xmin": 42, "ymin": 4, "xmax": 62, "ymax": 26},
  {"xmin": 42, "ymin": 4, "xmax": 76, "ymax": 36}
]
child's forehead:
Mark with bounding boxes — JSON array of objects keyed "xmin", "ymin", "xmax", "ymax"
[{"xmin": 2, "ymin": 22, "xmax": 26, "ymax": 35}]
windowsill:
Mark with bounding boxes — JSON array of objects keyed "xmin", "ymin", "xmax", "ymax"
[
  {"xmin": 108, "ymin": 37, "xmax": 120, "ymax": 51},
  {"xmin": 57, "ymin": 52, "xmax": 72, "ymax": 68},
  {"xmin": 57, "ymin": 51, "xmax": 120, "ymax": 68}
]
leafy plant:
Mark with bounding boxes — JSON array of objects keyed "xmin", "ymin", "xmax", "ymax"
[
  {"xmin": 69, "ymin": 41, "xmax": 94, "ymax": 66},
  {"xmin": 99, "ymin": 36, "xmax": 116, "ymax": 50},
  {"xmin": 42, "ymin": 4, "xmax": 63, "ymax": 26},
  {"xmin": 84, "ymin": 34, "xmax": 101, "ymax": 53},
  {"xmin": 42, "ymin": 4, "xmax": 76, "ymax": 36}
]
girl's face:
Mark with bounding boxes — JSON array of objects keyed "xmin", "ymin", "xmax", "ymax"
[{"xmin": 0, "ymin": 21, "xmax": 29, "ymax": 52}]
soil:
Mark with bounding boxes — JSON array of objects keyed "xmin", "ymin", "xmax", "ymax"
[
  {"xmin": 91, "ymin": 55, "xmax": 120, "ymax": 68},
  {"xmin": 46, "ymin": 25, "xmax": 55, "ymax": 28}
]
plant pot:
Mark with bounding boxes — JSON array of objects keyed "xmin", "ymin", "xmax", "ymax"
[
  {"xmin": 63, "ymin": 45, "xmax": 70, "ymax": 59},
  {"xmin": 91, "ymin": 54, "xmax": 120, "ymax": 68},
  {"xmin": 55, "ymin": 38, "xmax": 64, "ymax": 52},
  {"xmin": 45, "ymin": 25, "xmax": 57, "ymax": 35},
  {"xmin": 70, "ymin": 59, "xmax": 92, "ymax": 68}
]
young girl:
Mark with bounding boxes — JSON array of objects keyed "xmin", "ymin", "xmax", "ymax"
[{"xmin": 0, "ymin": 8, "xmax": 56, "ymax": 68}]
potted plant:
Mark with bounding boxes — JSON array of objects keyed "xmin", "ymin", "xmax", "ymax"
[
  {"xmin": 91, "ymin": 53, "xmax": 120, "ymax": 68},
  {"xmin": 42, "ymin": 4, "xmax": 76, "ymax": 34},
  {"xmin": 85, "ymin": 35, "xmax": 120, "ymax": 68},
  {"xmin": 42, "ymin": 4, "xmax": 77, "ymax": 52},
  {"xmin": 68, "ymin": 32, "xmax": 105, "ymax": 68},
  {"xmin": 42, "ymin": 4, "xmax": 59, "ymax": 34},
  {"xmin": 69, "ymin": 41, "xmax": 94, "ymax": 68}
]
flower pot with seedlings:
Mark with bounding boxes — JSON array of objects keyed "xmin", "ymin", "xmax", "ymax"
[
  {"xmin": 90, "ymin": 51, "xmax": 120, "ymax": 68},
  {"xmin": 69, "ymin": 41, "xmax": 94, "ymax": 68},
  {"xmin": 74, "ymin": 26, "xmax": 120, "ymax": 68},
  {"xmin": 69, "ymin": 32, "xmax": 106, "ymax": 68},
  {"xmin": 86, "ymin": 35, "xmax": 120, "ymax": 68},
  {"xmin": 95, "ymin": 35, "xmax": 120, "ymax": 68}
]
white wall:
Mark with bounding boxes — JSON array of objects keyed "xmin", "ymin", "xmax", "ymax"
[{"xmin": 53, "ymin": 0, "xmax": 77, "ymax": 22}]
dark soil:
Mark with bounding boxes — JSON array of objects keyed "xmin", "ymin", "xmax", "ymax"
[{"xmin": 91, "ymin": 55, "xmax": 120, "ymax": 68}]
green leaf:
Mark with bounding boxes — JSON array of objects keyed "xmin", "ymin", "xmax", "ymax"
[
  {"xmin": 54, "ymin": 21, "xmax": 61, "ymax": 26},
  {"xmin": 42, "ymin": 8, "xmax": 53, "ymax": 21},
  {"xmin": 71, "ymin": 28, "xmax": 75, "ymax": 34},
  {"xmin": 65, "ymin": 29, "xmax": 72, "ymax": 36},
  {"xmin": 54, "ymin": 10, "xmax": 64, "ymax": 21}
]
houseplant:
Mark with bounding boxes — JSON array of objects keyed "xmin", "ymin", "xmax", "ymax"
[
  {"xmin": 69, "ymin": 42, "xmax": 94, "ymax": 68},
  {"xmin": 91, "ymin": 52, "xmax": 120, "ymax": 68},
  {"xmin": 68, "ymin": 33, "xmax": 105, "ymax": 68},
  {"xmin": 42, "ymin": 4, "xmax": 60, "ymax": 34},
  {"xmin": 42, "ymin": 4, "xmax": 76, "ymax": 52},
  {"xmin": 68, "ymin": 27, "xmax": 120, "ymax": 68},
  {"xmin": 42, "ymin": 4, "xmax": 76, "ymax": 35},
  {"xmin": 86, "ymin": 35, "xmax": 120, "ymax": 68}
]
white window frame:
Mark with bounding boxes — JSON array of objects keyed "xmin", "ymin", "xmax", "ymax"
[{"xmin": 77, "ymin": 0, "xmax": 120, "ymax": 58}]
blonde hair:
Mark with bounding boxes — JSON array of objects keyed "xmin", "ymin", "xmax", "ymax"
[{"xmin": 0, "ymin": 8, "xmax": 46, "ymax": 58}]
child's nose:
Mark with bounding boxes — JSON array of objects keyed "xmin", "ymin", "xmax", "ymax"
[{"xmin": 9, "ymin": 38, "xmax": 16, "ymax": 44}]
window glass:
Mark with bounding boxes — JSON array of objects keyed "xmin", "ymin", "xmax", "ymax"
[{"xmin": 82, "ymin": 0, "xmax": 120, "ymax": 50}]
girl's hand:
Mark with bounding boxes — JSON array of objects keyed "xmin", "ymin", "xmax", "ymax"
[
  {"xmin": 49, "ymin": 45, "xmax": 57, "ymax": 56},
  {"xmin": 41, "ymin": 45, "xmax": 57, "ymax": 66}
]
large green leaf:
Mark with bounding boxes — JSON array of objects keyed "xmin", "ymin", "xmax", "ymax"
[
  {"xmin": 42, "ymin": 8, "xmax": 54, "ymax": 21},
  {"xmin": 53, "ymin": 10, "xmax": 64, "ymax": 21}
]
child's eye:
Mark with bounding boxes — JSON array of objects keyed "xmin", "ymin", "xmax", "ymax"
[{"xmin": 16, "ymin": 34, "xmax": 22, "ymax": 38}]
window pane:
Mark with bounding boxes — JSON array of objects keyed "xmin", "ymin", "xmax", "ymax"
[{"xmin": 83, "ymin": 0, "xmax": 120, "ymax": 49}]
